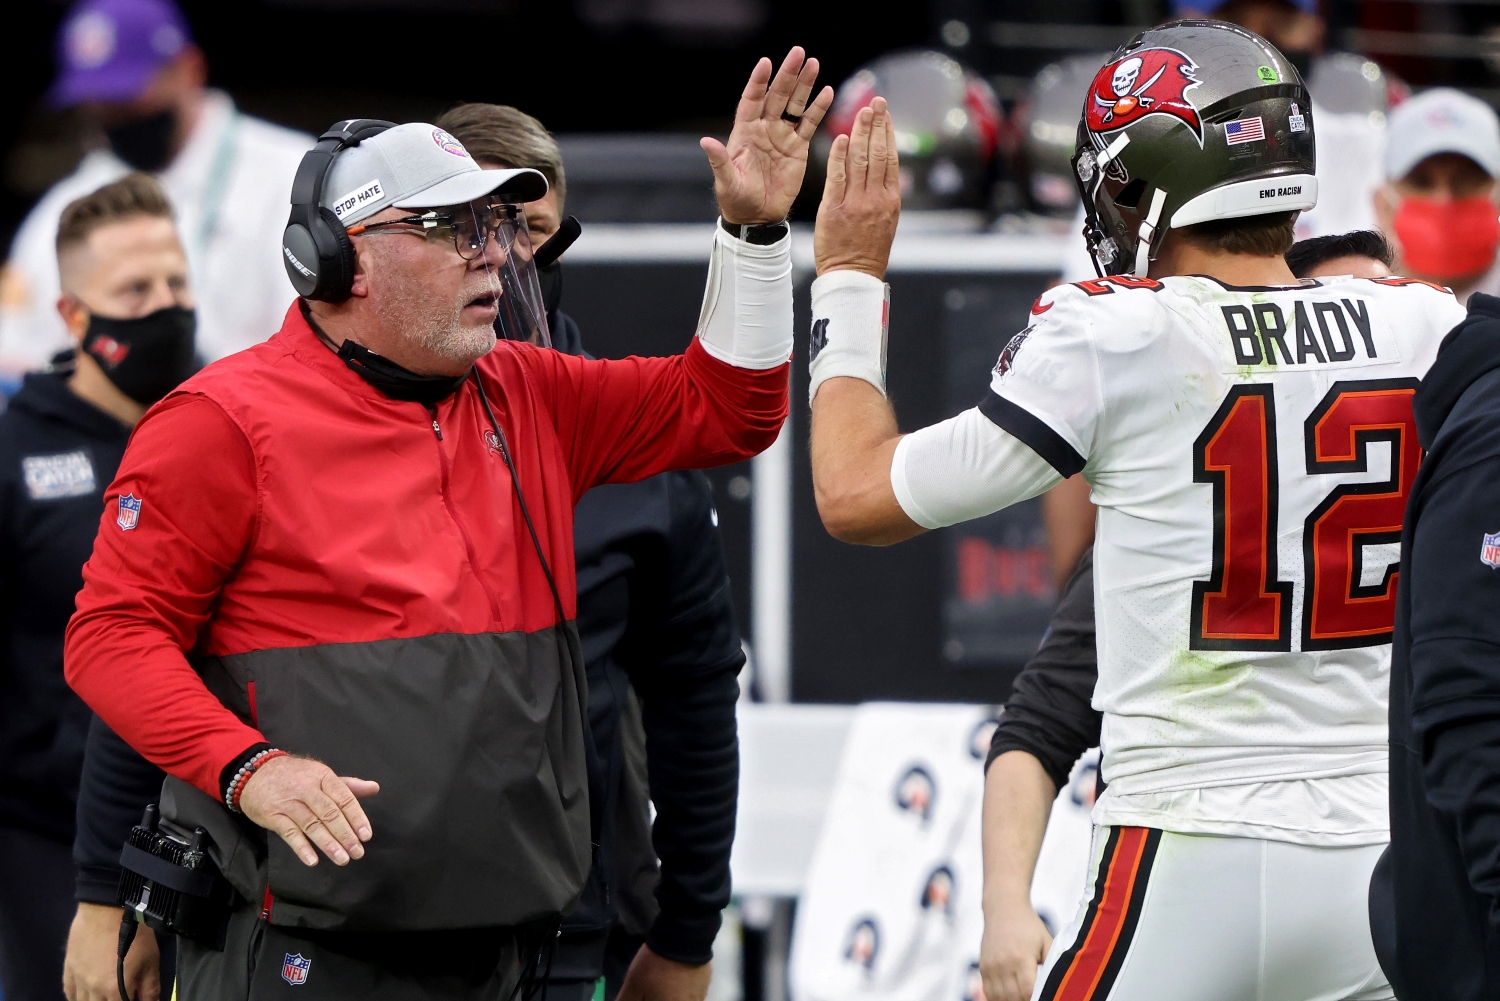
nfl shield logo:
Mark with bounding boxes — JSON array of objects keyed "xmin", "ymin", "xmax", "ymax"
[
  {"xmin": 1483, "ymin": 532, "xmax": 1500, "ymax": 569},
  {"xmin": 116, "ymin": 494, "xmax": 142, "ymax": 531},
  {"xmin": 281, "ymin": 953, "xmax": 311, "ymax": 986}
]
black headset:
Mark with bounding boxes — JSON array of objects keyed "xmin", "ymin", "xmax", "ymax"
[{"xmin": 282, "ymin": 119, "xmax": 397, "ymax": 302}]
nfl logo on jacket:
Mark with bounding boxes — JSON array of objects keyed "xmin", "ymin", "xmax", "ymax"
[
  {"xmin": 282, "ymin": 953, "xmax": 311, "ymax": 986},
  {"xmin": 1482, "ymin": 531, "xmax": 1500, "ymax": 568},
  {"xmin": 115, "ymin": 493, "xmax": 141, "ymax": 531}
]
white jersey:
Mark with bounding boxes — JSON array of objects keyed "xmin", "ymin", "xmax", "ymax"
[
  {"xmin": 891, "ymin": 273, "xmax": 1466, "ymax": 845},
  {"xmin": 0, "ymin": 91, "xmax": 311, "ymax": 367}
]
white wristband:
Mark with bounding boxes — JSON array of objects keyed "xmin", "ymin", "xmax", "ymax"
[
  {"xmin": 694, "ymin": 220, "xmax": 794, "ymax": 370},
  {"xmin": 808, "ymin": 269, "xmax": 889, "ymax": 404}
]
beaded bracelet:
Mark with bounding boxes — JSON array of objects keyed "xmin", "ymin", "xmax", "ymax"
[{"xmin": 225, "ymin": 748, "xmax": 288, "ymax": 813}]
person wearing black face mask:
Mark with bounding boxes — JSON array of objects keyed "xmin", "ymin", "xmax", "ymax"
[
  {"xmin": 0, "ymin": 0, "xmax": 310, "ymax": 374},
  {"xmin": 0, "ymin": 173, "xmax": 192, "ymax": 1001}
]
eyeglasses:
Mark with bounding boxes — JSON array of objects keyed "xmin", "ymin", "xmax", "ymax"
[{"xmin": 346, "ymin": 202, "xmax": 522, "ymax": 260}]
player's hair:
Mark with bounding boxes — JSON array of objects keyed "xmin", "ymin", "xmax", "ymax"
[
  {"xmin": 1181, "ymin": 211, "xmax": 1298, "ymax": 258},
  {"xmin": 436, "ymin": 103, "xmax": 566, "ymax": 211},
  {"xmin": 56, "ymin": 173, "xmax": 174, "ymax": 258},
  {"xmin": 1284, "ymin": 230, "xmax": 1395, "ymax": 279}
]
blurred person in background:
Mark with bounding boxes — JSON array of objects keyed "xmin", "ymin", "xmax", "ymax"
[
  {"xmin": 975, "ymin": 230, "xmax": 1400, "ymax": 1001},
  {"xmin": 436, "ymin": 102, "xmax": 743, "ymax": 1001},
  {"xmin": 0, "ymin": 173, "xmax": 194, "ymax": 1001},
  {"xmin": 1374, "ymin": 88, "xmax": 1500, "ymax": 305},
  {"xmin": 0, "ymin": 0, "xmax": 310, "ymax": 370}
]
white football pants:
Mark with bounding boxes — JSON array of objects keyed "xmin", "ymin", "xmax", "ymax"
[{"xmin": 1032, "ymin": 826, "xmax": 1391, "ymax": 1001}]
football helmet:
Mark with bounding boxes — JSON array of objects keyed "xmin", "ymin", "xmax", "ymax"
[{"xmin": 1072, "ymin": 20, "xmax": 1317, "ymax": 276}]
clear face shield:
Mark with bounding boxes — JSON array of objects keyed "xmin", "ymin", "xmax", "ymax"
[{"xmin": 453, "ymin": 199, "xmax": 552, "ymax": 348}]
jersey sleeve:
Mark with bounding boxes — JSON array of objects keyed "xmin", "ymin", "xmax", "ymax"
[
  {"xmin": 64, "ymin": 394, "xmax": 265, "ymax": 800},
  {"xmin": 981, "ymin": 287, "xmax": 1105, "ymax": 474},
  {"xmin": 518, "ymin": 339, "xmax": 788, "ymax": 502},
  {"xmin": 891, "ymin": 408, "xmax": 1062, "ymax": 529},
  {"xmin": 888, "ymin": 287, "xmax": 1105, "ymax": 529}
]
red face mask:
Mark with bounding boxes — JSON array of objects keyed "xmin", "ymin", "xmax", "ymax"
[{"xmin": 1394, "ymin": 195, "xmax": 1500, "ymax": 281}]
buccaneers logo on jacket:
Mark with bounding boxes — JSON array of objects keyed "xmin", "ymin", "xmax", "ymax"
[{"xmin": 1085, "ymin": 48, "xmax": 1203, "ymax": 146}]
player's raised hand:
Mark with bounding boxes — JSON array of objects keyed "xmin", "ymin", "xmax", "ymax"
[
  {"xmin": 701, "ymin": 47, "xmax": 834, "ymax": 225},
  {"xmin": 814, "ymin": 96, "xmax": 901, "ymax": 278}
]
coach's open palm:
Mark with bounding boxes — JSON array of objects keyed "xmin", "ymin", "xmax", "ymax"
[
  {"xmin": 814, "ymin": 96, "xmax": 901, "ymax": 279},
  {"xmin": 702, "ymin": 47, "xmax": 834, "ymax": 225}
]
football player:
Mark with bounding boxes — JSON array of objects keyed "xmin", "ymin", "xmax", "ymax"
[{"xmin": 808, "ymin": 21, "xmax": 1465, "ymax": 1001}]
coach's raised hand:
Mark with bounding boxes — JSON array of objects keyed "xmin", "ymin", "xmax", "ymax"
[
  {"xmin": 814, "ymin": 96, "xmax": 901, "ymax": 278},
  {"xmin": 701, "ymin": 47, "xmax": 834, "ymax": 225}
]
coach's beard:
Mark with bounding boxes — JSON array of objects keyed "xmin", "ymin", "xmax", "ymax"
[{"xmin": 373, "ymin": 268, "xmax": 500, "ymax": 372}]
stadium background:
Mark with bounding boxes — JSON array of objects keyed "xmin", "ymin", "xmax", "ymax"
[{"xmin": 5, "ymin": 2, "xmax": 1500, "ymax": 999}]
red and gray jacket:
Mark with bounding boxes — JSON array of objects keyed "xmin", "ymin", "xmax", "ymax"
[{"xmin": 64, "ymin": 301, "xmax": 786, "ymax": 932}]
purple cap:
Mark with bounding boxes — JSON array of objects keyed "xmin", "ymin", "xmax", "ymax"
[
  {"xmin": 50, "ymin": 0, "xmax": 192, "ymax": 107},
  {"xmin": 1169, "ymin": 0, "xmax": 1319, "ymax": 16}
]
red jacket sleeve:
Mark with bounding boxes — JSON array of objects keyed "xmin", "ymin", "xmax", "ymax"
[
  {"xmin": 64, "ymin": 394, "xmax": 265, "ymax": 800},
  {"xmin": 522, "ymin": 338, "xmax": 789, "ymax": 501}
]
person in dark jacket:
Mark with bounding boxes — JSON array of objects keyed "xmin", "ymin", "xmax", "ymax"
[
  {"xmin": 0, "ymin": 172, "xmax": 197, "ymax": 1001},
  {"xmin": 436, "ymin": 103, "xmax": 742, "ymax": 1001},
  {"xmin": 976, "ymin": 233, "xmax": 1404, "ymax": 1001},
  {"xmin": 1376, "ymin": 291, "xmax": 1500, "ymax": 1000}
]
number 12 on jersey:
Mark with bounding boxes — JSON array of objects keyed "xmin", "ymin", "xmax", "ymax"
[{"xmin": 1190, "ymin": 378, "xmax": 1420, "ymax": 652}]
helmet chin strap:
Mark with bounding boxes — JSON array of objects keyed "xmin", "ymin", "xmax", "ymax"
[{"xmin": 1133, "ymin": 187, "xmax": 1168, "ymax": 277}]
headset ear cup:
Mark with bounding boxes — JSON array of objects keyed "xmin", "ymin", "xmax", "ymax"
[{"xmin": 318, "ymin": 207, "xmax": 357, "ymax": 302}]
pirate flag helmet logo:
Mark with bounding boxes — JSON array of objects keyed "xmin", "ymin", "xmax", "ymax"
[{"xmin": 1085, "ymin": 48, "xmax": 1203, "ymax": 146}]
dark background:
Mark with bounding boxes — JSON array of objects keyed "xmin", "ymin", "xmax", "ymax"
[{"xmin": 0, "ymin": 0, "xmax": 940, "ymax": 250}]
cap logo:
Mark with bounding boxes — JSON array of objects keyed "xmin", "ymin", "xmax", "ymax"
[
  {"xmin": 331, "ymin": 179, "xmax": 385, "ymax": 221},
  {"xmin": 1426, "ymin": 108, "xmax": 1466, "ymax": 130},
  {"xmin": 66, "ymin": 11, "xmax": 116, "ymax": 69},
  {"xmin": 1086, "ymin": 47, "xmax": 1203, "ymax": 147},
  {"xmin": 431, "ymin": 128, "xmax": 470, "ymax": 158}
]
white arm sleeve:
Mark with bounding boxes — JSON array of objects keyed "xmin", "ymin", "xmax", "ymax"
[
  {"xmin": 693, "ymin": 221, "xmax": 793, "ymax": 370},
  {"xmin": 891, "ymin": 408, "xmax": 1065, "ymax": 530}
]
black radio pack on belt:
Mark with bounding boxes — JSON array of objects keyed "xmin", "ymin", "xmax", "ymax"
[
  {"xmin": 282, "ymin": 119, "xmax": 396, "ymax": 302},
  {"xmin": 117, "ymin": 804, "xmax": 235, "ymax": 948}
]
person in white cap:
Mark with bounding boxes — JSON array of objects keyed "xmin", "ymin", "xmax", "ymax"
[
  {"xmin": 0, "ymin": 0, "xmax": 310, "ymax": 372},
  {"xmin": 1374, "ymin": 87, "xmax": 1500, "ymax": 304},
  {"xmin": 62, "ymin": 49, "xmax": 834, "ymax": 1001}
]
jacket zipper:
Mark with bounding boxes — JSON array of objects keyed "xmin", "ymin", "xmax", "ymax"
[{"xmin": 428, "ymin": 407, "xmax": 504, "ymax": 624}]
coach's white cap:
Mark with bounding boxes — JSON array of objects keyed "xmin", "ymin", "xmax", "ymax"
[
  {"xmin": 1385, "ymin": 88, "xmax": 1500, "ymax": 181},
  {"xmin": 322, "ymin": 122, "xmax": 549, "ymax": 227}
]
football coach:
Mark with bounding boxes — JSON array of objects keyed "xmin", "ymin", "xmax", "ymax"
[{"xmin": 62, "ymin": 48, "xmax": 832, "ymax": 1000}]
